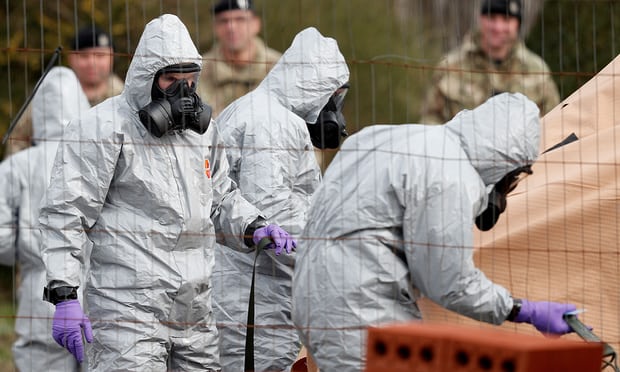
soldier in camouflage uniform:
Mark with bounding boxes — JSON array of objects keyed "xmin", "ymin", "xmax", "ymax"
[
  {"xmin": 3, "ymin": 26, "xmax": 124, "ymax": 158},
  {"xmin": 420, "ymin": 0, "xmax": 559, "ymax": 124},
  {"xmin": 198, "ymin": 0, "xmax": 281, "ymax": 117}
]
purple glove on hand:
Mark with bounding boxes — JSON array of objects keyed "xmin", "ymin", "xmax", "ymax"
[
  {"xmin": 514, "ymin": 299, "xmax": 576, "ymax": 335},
  {"xmin": 253, "ymin": 224, "xmax": 297, "ymax": 255},
  {"xmin": 52, "ymin": 299, "xmax": 93, "ymax": 363}
]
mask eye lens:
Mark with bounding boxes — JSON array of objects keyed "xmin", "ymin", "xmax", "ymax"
[
  {"xmin": 162, "ymin": 79, "xmax": 183, "ymax": 96},
  {"xmin": 506, "ymin": 175, "xmax": 521, "ymax": 194},
  {"xmin": 513, "ymin": 171, "xmax": 529, "ymax": 188},
  {"xmin": 331, "ymin": 83, "xmax": 350, "ymax": 108},
  {"xmin": 335, "ymin": 87, "xmax": 348, "ymax": 99},
  {"xmin": 498, "ymin": 165, "xmax": 532, "ymax": 195},
  {"xmin": 187, "ymin": 72, "xmax": 199, "ymax": 88}
]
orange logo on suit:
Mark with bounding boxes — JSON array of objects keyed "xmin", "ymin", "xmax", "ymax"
[{"xmin": 204, "ymin": 159, "xmax": 211, "ymax": 178}]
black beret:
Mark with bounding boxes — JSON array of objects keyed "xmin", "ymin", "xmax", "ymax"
[
  {"xmin": 71, "ymin": 27, "xmax": 113, "ymax": 51},
  {"xmin": 212, "ymin": 0, "xmax": 254, "ymax": 15},
  {"xmin": 480, "ymin": 0, "xmax": 522, "ymax": 22}
]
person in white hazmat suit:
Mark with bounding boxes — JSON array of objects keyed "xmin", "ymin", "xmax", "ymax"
[
  {"xmin": 213, "ymin": 27, "xmax": 349, "ymax": 371},
  {"xmin": 0, "ymin": 66, "xmax": 90, "ymax": 372},
  {"xmin": 38, "ymin": 14, "xmax": 295, "ymax": 371},
  {"xmin": 292, "ymin": 93, "xmax": 580, "ymax": 371}
]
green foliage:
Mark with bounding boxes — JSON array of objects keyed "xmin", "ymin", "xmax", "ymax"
[
  {"xmin": 0, "ymin": 266, "xmax": 15, "ymax": 371},
  {"xmin": 527, "ymin": 0, "xmax": 620, "ymax": 99},
  {"xmin": 0, "ymin": 1, "xmax": 211, "ymax": 146},
  {"xmin": 2, "ymin": 0, "xmax": 620, "ymax": 148},
  {"xmin": 259, "ymin": 0, "xmax": 435, "ymax": 132},
  {"xmin": 0, "ymin": 0, "xmax": 436, "ymax": 148}
]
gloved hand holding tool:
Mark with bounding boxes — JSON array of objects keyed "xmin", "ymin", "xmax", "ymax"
[
  {"xmin": 508, "ymin": 299, "xmax": 577, "ymax": 335},
  {"xmin": 245, "ymin": 224, "xmax": 297, "ymax": 371},
  {"xmin": 52, "ymin": 299, "xmax": 93, "ymax": 363},
  {"xmin": 253, "ymin": 224, "xmax": 297, "ymax": 255}
]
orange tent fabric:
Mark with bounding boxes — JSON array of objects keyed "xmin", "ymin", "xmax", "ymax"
[{"xmin": 419, "ymin": 54, "xmax": 620, "ymax": 353}]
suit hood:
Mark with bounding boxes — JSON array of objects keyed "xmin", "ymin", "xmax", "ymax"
[
  {"xmin": 445, "ymin": 92, "xmax": 541, "ymax": 185},
  {"xmin": 257, "ymin": 27, "xmax": 350, "ymax": 123},
  {"xmin": 32, "ymin": 66, "xmax": 90, "ymax": 143},
  {"xmin": 123, "ymin": 14, "xmax": 202, "ymax": 111}
]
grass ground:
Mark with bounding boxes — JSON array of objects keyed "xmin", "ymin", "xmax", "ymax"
[{"xmin": 0, "ymin": 266, "xmax": 16, "ymax": 372}]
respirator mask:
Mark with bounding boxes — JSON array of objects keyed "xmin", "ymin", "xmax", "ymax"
[
  {"xmin": 475, "ymin": 165, "xmax": 532, "ymax": 231},
  {"xmin": 306, "ymin": 83, "xmax": 349, "ymax": 149},
  {"xmin": 139, "ymin": 63, "xmax": 212, "ymax": 138}
]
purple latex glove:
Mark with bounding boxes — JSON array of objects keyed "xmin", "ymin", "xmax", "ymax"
[
  {"xmin": 253, "ymin": 224, "xmax": 297, "ymax": 255},
  {"xmin": 514, "ymin": 299, "xmax": 576, "ymax": 335},
  {"xmin": 52, "ymin": 299, "xmax": 93, "ymax": 363}
]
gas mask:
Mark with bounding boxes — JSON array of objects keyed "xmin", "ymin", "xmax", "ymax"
[
  {"xmin": 475, "ymin": 165, "xmax": 532, "ymax": 231},
  {"xmin": 306, "ymin": 83, "xmax": 349, "ymax": 149},
  {"xmin": 139, "ymin": 63, "xmax": 212, "ymax": 138}
]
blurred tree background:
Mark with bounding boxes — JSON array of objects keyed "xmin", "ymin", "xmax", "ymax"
[
  {"xmin": 2, "ymin": 0, "xmax": 619, "ymax": 156},
  {"xmin": 0, "ymin": 0, "xmax": 619, "ymax": 369},
  {"xmin": 527, "ymin": 0, "xmax": 620, "ymax": 98}
]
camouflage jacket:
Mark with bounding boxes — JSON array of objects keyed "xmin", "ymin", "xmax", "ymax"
[
  {"xmin": 197, "ymin": 37, "xmax": 281, "ymax": 117},
  {"xmin": 420, "ymin": 32, "xmax": 560, "ymax": 124}
]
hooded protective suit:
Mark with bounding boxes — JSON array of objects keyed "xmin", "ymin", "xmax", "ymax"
[
  {"xmin": 39, "ymin": 14, "xmax": 264, "ymax": 371},
  {"xmin": 213, "ymin": 27, "xmax": 349, "ymax": 371},
  {"xmin": 292, "ymin": 93, "xmax": 541, "ymax": 371},
  {"xmin": 0, "ymin": 67, "xmax": 90, "ymax": 372}
]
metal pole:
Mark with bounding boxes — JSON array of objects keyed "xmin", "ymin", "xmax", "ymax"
[{"xmin": 2, "ymin": 46, "xmax": 63, "ymax": 145}]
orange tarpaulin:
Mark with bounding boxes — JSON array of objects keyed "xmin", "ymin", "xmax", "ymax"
[{"xmin": 420, "ymin": 54, "xmax": 620, "ymax": 353}]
